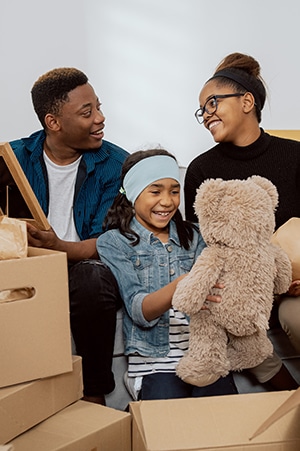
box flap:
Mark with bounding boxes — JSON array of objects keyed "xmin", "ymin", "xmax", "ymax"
[{"xmin": 251, "ymin": 387, "xmax": 300, "ymax": 439}]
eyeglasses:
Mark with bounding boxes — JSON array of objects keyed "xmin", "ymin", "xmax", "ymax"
[{"xmin": 194, "ymin": 93, "xmax": 245, "ymax": 124}]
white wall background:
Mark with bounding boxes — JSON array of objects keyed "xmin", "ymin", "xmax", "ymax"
[{"xmin": 1, "ymin": 0, "xmax": 300, "ymax": 167}]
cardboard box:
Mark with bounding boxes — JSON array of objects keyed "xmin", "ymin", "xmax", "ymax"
[
  {"xmin": 0, "ymin": 247, "xmax": 73, "ymax": 388},
  {"xmin": 130, "ymin": 389, "xmax": 300, "ymax": 450},
  {"xmin": 0, "ymin": 355, "xmax": 83, "ymax": 444},
  {"xmin": 9, "ymin": 400, "xmax": 131, "ymax": 451}
]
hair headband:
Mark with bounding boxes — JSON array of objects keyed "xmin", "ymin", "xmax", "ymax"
[
  {"xmin": 122, "ymin": 155, "xmax": 180, "ymax": 205},
  {"xmin": 210, "ymin": 69, "xmax": 265, "ymax": 111}
]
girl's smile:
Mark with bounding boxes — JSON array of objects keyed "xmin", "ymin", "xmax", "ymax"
[{"xmin": 134, "ymin": 178, "xmax": 180, "ymax": 238}]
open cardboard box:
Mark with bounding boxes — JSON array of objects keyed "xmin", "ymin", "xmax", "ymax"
[
  {"xmin": 130, "ymin": 388, "xmax": 300, "ymax": 450},
  {"xmin": 9, "ymin": 400, "xmax": 131, "ymax": 451},
  {"xmin": 0, "ymin": 246, "xmax": 73, "ymax": 388},
  {"xmin": 0, "ymin": 355, "xmax": 83, "ymax": 445}
]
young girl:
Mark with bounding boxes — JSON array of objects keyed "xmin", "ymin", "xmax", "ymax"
[{"xmin": 97, "ymin": 148, "xmax": 238, "ymax": 400}]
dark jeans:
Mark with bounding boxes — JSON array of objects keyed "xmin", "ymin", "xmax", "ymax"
[
  {"xmin": 140, "ymin": 372, "xmax": 238, "ymax": 400},
  {"xmin": 68, "ymin": 259, "xmax": 122, "ymax": 397}
]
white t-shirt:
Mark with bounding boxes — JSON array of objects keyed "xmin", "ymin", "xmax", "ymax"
[{"xmin": 44, "ymin": 151, "xmax": 82, "ymax": 241}]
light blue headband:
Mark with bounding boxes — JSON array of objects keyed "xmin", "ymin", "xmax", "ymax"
[{"xmin": 122, "ymin": 155, "xmax": 180, "ymax": 204}]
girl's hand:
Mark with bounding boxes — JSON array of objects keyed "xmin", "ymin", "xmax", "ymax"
[
  {"xmin": 202, "ymin": 282, "xmax": 224, "ymax": 310},
  {"xmin": 288, "ymin": 280, "xmax": 300, "ymax": 297}
]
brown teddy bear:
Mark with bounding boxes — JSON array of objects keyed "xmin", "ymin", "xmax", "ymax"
[{"xmin": 172, "ymin": 176, "xmax": 292, "ymax": 387}]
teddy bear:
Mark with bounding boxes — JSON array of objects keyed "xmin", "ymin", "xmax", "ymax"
[{"xmin": 172, "ymin": 176, "xmax": 292, "ymax": 387}]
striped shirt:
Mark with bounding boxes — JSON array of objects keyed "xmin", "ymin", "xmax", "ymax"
[{"xmin": 128, "ymin": 307, "xmax": 189, "ymax": 377}]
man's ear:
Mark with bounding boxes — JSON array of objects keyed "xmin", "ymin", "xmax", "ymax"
[
  {"xmin": 242, "ymin": 92, "xmax": 256, "ymax": 114},
  {"xmin": 44, "ymin": 113, "xmax": 61, "ymax": 131}
]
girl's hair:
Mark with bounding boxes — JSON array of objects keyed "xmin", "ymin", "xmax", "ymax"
[
  {"xmin": 210, "ymin": 52, "xmax": 267, "ymax": 123},
  {"xmin": 103, "ymin": 148, "xmax": 197, "ymax": 249}
]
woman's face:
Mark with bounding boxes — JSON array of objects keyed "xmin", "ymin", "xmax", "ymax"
[{"xmin": 199, "ymin": 79, "xmax": 250, "ymax": 145}]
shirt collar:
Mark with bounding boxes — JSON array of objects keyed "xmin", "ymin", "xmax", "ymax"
[{"xmin": 131, "ymin": 217, "xmax": 181, "ymax": 246}]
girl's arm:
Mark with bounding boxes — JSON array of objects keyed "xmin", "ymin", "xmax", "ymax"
[
  {"xmin": 97, "ymin": 231, "xmax": 221, "ymax": 325},
  {"xmin": 97, "ymin": 231, "xmax": 168, "ymax": 327},
  {"xmin": 142, "ymin": 274, "xmax": 186, "ymax": 321}
]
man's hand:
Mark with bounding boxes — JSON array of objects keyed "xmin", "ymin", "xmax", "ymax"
[
  {"xmin": 27, "ymin": 222, "xmax": 98, "ymax": 262},
  {"xmin": 27, "ymin": 222, "xmax": 60, "ymax": 250}
]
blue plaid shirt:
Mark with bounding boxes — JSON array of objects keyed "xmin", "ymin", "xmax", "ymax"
[{"xmin": 10, "ymin": 130, "xmax": 128, "ymax": 239}]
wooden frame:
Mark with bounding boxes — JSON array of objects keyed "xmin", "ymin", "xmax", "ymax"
[{"xmin": 0, "ymin": 142, "xmax": 50, "ymax": 230}]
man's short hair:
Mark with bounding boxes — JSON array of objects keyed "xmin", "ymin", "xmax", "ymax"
[{"xmin": 31, "ymin": 67, "xmax": 88, "ymax": 128}]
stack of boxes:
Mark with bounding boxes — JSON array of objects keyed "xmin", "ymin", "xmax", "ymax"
[
  {"xmin": 0, "ymin": 247, "xmax": 130, "ymax": 450},
  {"xmin": 2, "ymin": 250, "xmax": 300, "ymax": 451},
  {"xmin": 2, "ymin": 253, "xmax": 300, "ymax": 450}
]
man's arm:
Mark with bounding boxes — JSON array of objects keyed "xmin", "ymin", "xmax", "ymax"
[{"xmin": 27, "ymin": 223, "xmax": 98, "ymax": 261}]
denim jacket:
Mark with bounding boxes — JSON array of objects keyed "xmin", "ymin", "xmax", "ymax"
[{"xmin": 97, "ymin": 217, "xmax": 205, "ymax": 357}]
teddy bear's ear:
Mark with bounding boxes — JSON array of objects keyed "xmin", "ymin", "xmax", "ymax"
[
  {"xmin": 248, "ymin": 175, "xmax": 278, "ymax": 209},
  {"xmin": 193, "ymin": 178, "xmax": 224, "ymax": 219}
]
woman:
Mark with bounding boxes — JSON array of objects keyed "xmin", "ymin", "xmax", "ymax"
[{"xmin": 184, "ymin": 52, "xmax": 300, "ymax": 390}]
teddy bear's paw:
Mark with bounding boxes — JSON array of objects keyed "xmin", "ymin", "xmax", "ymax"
[
  {"xmin": 176, "ymin": 357, "xmax": 227, "ymax": 387},
  {"xmin": 182, "ymin": 373, "xmax": 221, "ymax": 387},
  {"xmin": 228, "ymin": 335, "xmax": 274, "ymax": 371},
  {"xmin": 228, "ymin": 347, "xmax": 273, "ymax": 371},
  {"xmin": 230, "ymin": 354, "xmax": 267, "ymax": 371}
]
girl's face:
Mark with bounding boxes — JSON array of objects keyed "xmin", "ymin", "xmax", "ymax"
[
  {"xmin": 199, "ymin": 79, "xmax": 249, "ymax": 145},
  {"xmin": 134, "ymin": 178, "xmax": 180, "ymax": 237}
]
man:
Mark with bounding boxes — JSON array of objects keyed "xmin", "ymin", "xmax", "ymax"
[{"xmin": 10, "ymin": 67, "xmax": 129, "ymax": 404}]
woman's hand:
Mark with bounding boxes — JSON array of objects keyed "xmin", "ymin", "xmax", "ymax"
[{"xmin": 288, "ymin": 280, "xmax": 300, "ymax": 297}]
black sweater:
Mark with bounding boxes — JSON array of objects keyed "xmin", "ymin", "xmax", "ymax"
[{"xmin": 184, "ymin": 129, "xmax": 300, "ymax": 229}]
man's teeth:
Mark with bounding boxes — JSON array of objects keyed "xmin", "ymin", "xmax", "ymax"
[{"xmin": 155, "ymin": 212, "xmax": 169, "ymax": 216}]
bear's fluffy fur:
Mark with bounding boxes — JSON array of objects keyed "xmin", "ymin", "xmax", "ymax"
[{"xmin": 172, "ymin": 176, "xmax": 292, "ymax": 387}]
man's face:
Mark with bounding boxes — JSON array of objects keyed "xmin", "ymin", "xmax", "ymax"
[{"xmin": 55, "ymin": 83, "xmax": 105, "ymax": 151}]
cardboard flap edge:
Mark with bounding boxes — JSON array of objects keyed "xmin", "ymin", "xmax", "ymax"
[{"xmin": 250, "ymin": 387, "xmax": 300, "ymax": 440}]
